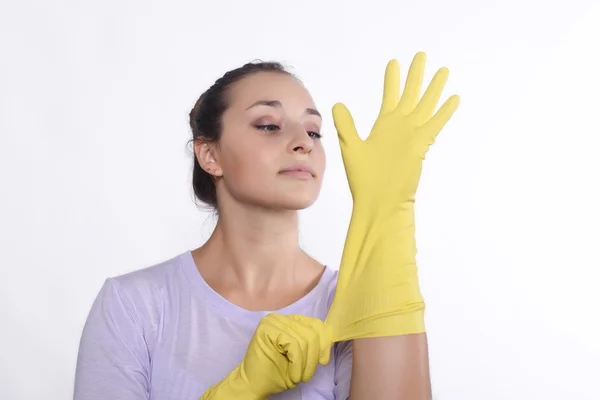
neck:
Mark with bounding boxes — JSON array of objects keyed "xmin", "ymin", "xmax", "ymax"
[{"xmin": 199, "ymin": 201, "xmax": 305, "ymax": 293}]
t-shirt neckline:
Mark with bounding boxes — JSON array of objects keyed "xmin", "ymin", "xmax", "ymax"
[{"xmin": 179, "ymin": 250, "xmax": 334, "ymax": 325}]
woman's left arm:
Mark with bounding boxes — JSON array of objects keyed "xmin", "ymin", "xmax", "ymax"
[
  {"xmin": 326, "ymin": 52, "xmax": 459, "ymax": 399},
  {"xmin": 349, "ymin": 334, "xmax": 431, "ymax": 399}
]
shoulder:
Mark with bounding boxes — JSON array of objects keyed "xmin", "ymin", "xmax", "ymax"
[
  {"xmin": 114, "ymin": 250, "xmax": 186, "ymax": 284},
  {"xmin": 95, "ymin": 251, "xmax": 189, "ymax": 331},
  {"xmin": 108, "ymin": 252, "xmax": 184, "ymax": 296}
]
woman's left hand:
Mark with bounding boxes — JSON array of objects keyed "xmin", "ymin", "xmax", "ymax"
[
  {"xmin": 333, "ymin": 51, "xmax": 460, "ymax": 213},
  {"xmin": 325, "ymin": 52, "xmax": 461, "ymax": 341}
]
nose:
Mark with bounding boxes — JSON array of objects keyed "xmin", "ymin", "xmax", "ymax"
[{"xmin": 287, "ymin": 124, "xmax": 315, "ymax": 154}]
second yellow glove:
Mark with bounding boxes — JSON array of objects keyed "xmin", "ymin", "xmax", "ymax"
[{"xmin": 200, "ymin": 313, "xmax": 332, "ymax": 399}]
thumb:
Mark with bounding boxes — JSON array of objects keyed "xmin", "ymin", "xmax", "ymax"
[{"xmin": 332, "ymin": 102, "xmax": 361, "ymax": 154}]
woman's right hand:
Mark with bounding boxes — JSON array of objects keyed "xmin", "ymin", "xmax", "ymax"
[{"xmin": 200, "ymin": 313, "xmax": 333, "ymax": 399}]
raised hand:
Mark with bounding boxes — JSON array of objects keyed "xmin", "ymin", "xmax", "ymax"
[
  {"xmin": 333, "ymin": 51, "xmax": 460, "ymax": 210},
  {"xmin": 325, "ymin": 52, "xmax": 460, "ymax": 341}
]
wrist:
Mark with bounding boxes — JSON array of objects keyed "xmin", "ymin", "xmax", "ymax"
[
  {"xmin": 347, "ymin": 201, "xmax": 416, "ymax": 246},
  {"xmin": 350, "ymin": 199, "xmax": 415, "ymax": 225}
]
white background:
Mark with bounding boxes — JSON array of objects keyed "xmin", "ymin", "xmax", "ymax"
[{"xmin": 1, "ymin": 0, "xmax": 599, "ymax": 399}]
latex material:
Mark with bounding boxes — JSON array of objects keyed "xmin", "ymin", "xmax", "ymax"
[
  {"xmin": 325, "ymin": 52, "xmax": 460, "ymax": 341},
  {"xmin": 199, "ymin": 314, "xmax": 332, "ymax": 399}
]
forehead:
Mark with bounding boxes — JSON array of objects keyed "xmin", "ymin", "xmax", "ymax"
[{"xmin": 227, "ymin": 72, "xmax": 316, "ymax": 110}]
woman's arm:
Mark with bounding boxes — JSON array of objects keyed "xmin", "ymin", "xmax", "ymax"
[
  {"xmin": 328, "ymin": 53, "xmax": 458, "ymax": 399},
  {"xmin": 349, "ymin": 333, "xmax": 431, "ymax": 399}
]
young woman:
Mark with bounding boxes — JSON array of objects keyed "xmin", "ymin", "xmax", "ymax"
[{"xmin": 74, "ymin": 54, "xmax": 454, "ymax": 399}]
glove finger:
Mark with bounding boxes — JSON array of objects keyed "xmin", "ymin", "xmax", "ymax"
[
  {"xmin": 257, "ymin": 314, "xmax": 294, "ymax": 368},
  {"xmin": 397, "ymin": 52, "xmax": 426, "ymax": 115},
  {"xmin": 412, "ymin": 66, "xmax": 449, "ymax": 126},
  {"xmin": 421, "ymin": 94, "xmax": 460, "ymax": 144},
  {"xmin": 268, "ymin": 314, "xmax": 305, "ymax": 386},
  {"xmin": 271, "ymin": 315, "xmax": 310, "ymax": 381},
  {"xmin": 287, "ymin": 316, "xmax": 326, "ymax": 382},
  {"xmin": 379, "ymin": 59, "xmax": 401, "ymax": 115},
  {"xmin": 332, "ymin": 102, "xmax": 361, "ymax": 153},
  {"xmin": 292, "ymin": 316, "xmax": 332, "ymax": 367}
]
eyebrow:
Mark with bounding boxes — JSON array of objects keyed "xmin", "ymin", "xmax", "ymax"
[{"xmin": 245, "ymin": 100, "xmax": 322, "ymax": 118}]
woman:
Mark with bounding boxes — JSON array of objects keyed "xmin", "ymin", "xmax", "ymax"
[{"xmin": 74, "ymin": 54, "xmax": 456, "ymax": 399}]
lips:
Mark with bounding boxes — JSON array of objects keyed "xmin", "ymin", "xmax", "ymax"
[{"xmin": 279, "ymin": 164, "xmax": 316, "ymax": 178}]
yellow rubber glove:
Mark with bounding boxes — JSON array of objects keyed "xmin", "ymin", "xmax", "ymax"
[
  {"xmin": 200, "ymin": 313, "xmax": 332, "ymax": 399},
  {"xmin": 325, "ymin": 52, "xmax": 460, "ymax": 341}
]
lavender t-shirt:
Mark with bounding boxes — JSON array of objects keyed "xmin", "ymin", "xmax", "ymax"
[{"xmin": 74, "ymin": 250, "xmax": 353, "ymax": 400}]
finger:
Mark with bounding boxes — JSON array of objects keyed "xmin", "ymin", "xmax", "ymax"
[
  {"xmin": 293, "ymin": 316, "xmax": 332, "ymax": 365},
  {"xmin": 332, "ymin": 102, "xmax": 361, "ymax": 153},
  {"xmin": 268, "ymin": 315, "xmax": 305, "ymax": 385},
  {"xmin": 397, "ymin": 52, "xmax": 426, "ymax": 115},
  {"xmin": 274, "ymin": 316, "xmax": 310, "ymax": 381},
  {"xmin": 422, "ymin": 94, "xmax": 460, "ymax": 142},
  {"xmin": 290, "ymin": 316, "xmax": 332, "ymax": 382},
  {"xmin": 332, "ymin": 103, "xmax": 361, "ymax": 173},
  {"xmin": 288, "ymin": 316, "xmax": 319, "ymax": 382},
  {"xmin": 412, "ymin": 66, "xmax": 449, "ymax": 125},
  {"xmin": 379, "ymin": 59, "xmax": 401, "ymax": 115},
  {"xmin": 257, "ymin": 315, "xmax": 298, "ymax": 388}
]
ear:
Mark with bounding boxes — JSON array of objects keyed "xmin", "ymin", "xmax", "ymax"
[{"xmin": 194, "ymin": 139, "xmax": 223, "ymax": 177}]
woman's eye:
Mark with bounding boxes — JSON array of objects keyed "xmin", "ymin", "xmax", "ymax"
[
  {"xmin": 255, "ymin": 124, "xmax": 321, "ymax": 139},
  {"xmin": 255, "ymin": 124, "xmax": 280, "ymax": 132}
]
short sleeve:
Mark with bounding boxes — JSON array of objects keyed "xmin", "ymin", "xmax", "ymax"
[
  {"xmin": 333, "ymin": 339, "xmax": 353, "ymax": 400},
  {"xmin": 74, "ymin": 278, "xmax": 150, "ymax": 400}
]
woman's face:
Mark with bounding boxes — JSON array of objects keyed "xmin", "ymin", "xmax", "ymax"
[{"xmin": 209, "ymin": 72, "xmax": 326, "ymax": 211}]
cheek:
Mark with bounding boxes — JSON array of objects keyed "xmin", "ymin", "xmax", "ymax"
[
  {"xmin": 221, "ymin": 139, "xmax": 277, "ymax": 182},
  {"xmin": 315, "ymin": 143, "xmax": 327, "ymax": 173},
  {"xmin": 223, "ymin": 149, "xmax": 280, "ymax": 203}
]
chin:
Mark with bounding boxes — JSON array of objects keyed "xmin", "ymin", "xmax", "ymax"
[
  {"xmin": 284, "ymin": 198, "xmax": 318, "ymax": 210},
  {"xmin": 267, "ymin": 191, "xmax": 320, "ymax": 211}
]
